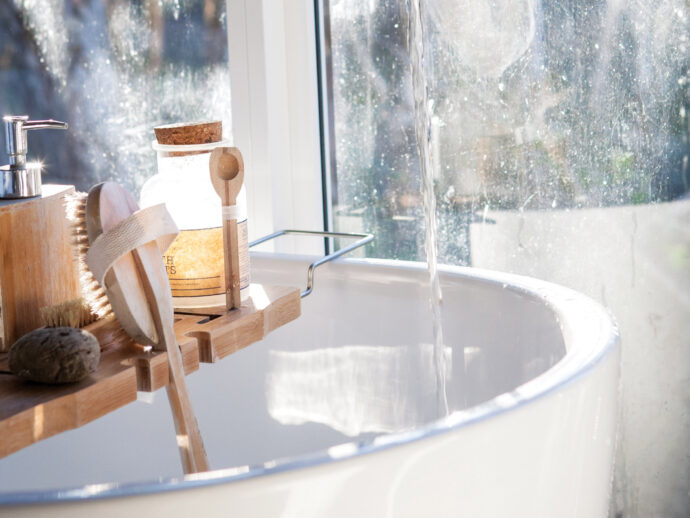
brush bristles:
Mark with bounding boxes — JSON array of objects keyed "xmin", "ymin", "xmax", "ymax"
[
  {"xmin": 60, "ymin": 192, "xmax": 136, "ymax": 352},
  {"xmin": 64, "ymin": 192, "xmax": 113, "ymax": 320},
  {"xmin": 40, "ymin": 298, "xmax": 98, "ymax": 328}
]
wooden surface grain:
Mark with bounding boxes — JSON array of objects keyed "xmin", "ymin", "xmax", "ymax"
[
  {"xmin": 209, "ymin": 147, "xmax": 245, "ymax": 310},
  {"xmin": 0, "ymin": 185, "xmax": 81, "ymax": 351},
  {"xmin": 0, "ymin": 284, "xmax": 300, "ymax": 460}
]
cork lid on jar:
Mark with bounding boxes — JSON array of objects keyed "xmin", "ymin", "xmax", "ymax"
[{"xmin": 154, "ymin": 121, "xmax": 222, "ymax": 146}]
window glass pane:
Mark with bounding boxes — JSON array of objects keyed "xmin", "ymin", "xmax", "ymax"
[
  {"xmin": 329, "ymin": 1, "xmax": 689, "ymax": 260},
  {"xmin": 326, "ymin": 1, "xmax": 689, "ymax": 516},
  {"xmin": 0, "ymin": 0, "xmax": 231, "ymax": 195}
]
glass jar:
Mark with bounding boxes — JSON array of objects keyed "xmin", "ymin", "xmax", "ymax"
[{"xmin": 140, "ymin": 140, "xmax": 249, "ymax": 308}]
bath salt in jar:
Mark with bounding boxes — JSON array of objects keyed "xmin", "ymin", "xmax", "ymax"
[{"xmin": 140, "ymin": 121, "xmax": 250, "ymax": 309}]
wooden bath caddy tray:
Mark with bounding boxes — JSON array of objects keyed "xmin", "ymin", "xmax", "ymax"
[{"xmin": 0, "ymin": 284, "xmax": 300, "ymax": 459}]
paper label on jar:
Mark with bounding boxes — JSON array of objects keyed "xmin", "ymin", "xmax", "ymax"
[{"xmin": 164, "ymin": 222, "xmax": 250, "ymax": 298}]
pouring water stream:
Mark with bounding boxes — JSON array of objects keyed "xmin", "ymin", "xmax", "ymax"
[{"xmin": 408, "ymin": 0, "xmax": 450, "ymax": 417}]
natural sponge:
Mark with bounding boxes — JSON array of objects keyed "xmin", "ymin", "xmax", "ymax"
[{"xmin": 9, "ymin": 327, "xmax": 100, "ymax": 384}]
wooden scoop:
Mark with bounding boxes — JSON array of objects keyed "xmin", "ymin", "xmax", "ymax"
[
  {"xmin": 209, "ymin": 147, "xmax": 245, "ymax": 310},
  {"xmin": 86, "ymin": 182, "xmax": 209, "ymax": 474}
]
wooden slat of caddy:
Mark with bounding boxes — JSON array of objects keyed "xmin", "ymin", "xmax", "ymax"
[
  {"xmin": 0, "ymin": 283, "xmax": 300, "ymax": 459},
  {"xmin": 0, "ymin": 342, "xmax": 138, "ymax": 459},
  {"xmin": 179, "ymin": 284, "xmax": 300, "ymax": 363}
]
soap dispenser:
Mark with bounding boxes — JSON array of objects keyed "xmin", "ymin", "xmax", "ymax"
[
  {"xmin": 1, "ymin": 115, "xmax": 68, "ymax": 198},
  {"xmin": 0, "ymin": 115, "xmax": 80, "ymax": 351}
]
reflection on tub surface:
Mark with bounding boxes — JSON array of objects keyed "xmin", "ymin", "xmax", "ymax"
[{"xmin": 266, "ymin": 344, "xmax": 452, "ymax": 436}]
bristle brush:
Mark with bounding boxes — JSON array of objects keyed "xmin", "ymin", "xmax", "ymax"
[
  {"xmin": 67, "ymin": 182, "xmax": 208, "ymax": 474},
  {"xmin": 62, "ymin": 192, "xmax": 130, "ymax": 350},
  {"xmin": 39, "ymin": 297, "xmax": 97, "ymax": 328},
  {"xmin": 64, "ymin": 192, "xmax": 113, "ymax": 320}
]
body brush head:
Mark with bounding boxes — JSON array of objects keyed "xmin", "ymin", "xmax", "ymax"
[
  {"xmin": 62, "ymin": 191, "xmax": 131, "ymax": 349},
  {"xmin": 64, "ymin": 192, "xmax": 113, "ymax": 320}
]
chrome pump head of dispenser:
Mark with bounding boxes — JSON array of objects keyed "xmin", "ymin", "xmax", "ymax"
[{"xmin": 1, "ymin": 115, "xmax": 68, "ymax": 199}]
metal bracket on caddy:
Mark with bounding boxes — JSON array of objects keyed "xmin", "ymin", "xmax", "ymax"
[{"xmin": 249, "ymin": 230, "xmax": 374, "ymax": 298}]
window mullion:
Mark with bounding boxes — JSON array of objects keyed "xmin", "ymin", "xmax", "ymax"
[{"xmin": 227, "ymin": 0, "xmax": 324, "ymax": 253}]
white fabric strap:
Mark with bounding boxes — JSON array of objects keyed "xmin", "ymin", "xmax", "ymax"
[
  {"xmin": 86, "ymin": 204, "xmax": 179, "ymax": 286},
  {"xmin": 222, "ymin": 205, "xmax": 240, "ymax": 220}
]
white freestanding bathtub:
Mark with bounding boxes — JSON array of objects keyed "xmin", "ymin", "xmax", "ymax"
[{"xmin": 0, "ymin": 256, "xmax": 620, "ymax": 517}]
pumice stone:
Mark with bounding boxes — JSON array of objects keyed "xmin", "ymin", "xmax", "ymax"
[{"xmin": 9, "ymin": 327, "xmax": 100, "ymax": 384}]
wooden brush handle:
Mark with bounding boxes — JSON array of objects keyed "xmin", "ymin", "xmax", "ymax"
[
  {"xmin": 133, "ymin": 247, "xmax": 209, "ymax": 473},
  {"xmin": 87, "ymin": 182, "xmax": 209, "ymax": 474},
  {"xmin": 128, "ymin": 229, "xmax": 210, "ymax": 474}
]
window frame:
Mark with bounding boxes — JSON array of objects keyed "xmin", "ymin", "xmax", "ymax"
[{"xmin": 226, "ymin": 0, "xmax": 326, "ymax": 252}]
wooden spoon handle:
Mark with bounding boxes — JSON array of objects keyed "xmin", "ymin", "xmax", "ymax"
[
  {"xmin": 210, "ymin": 147, "xmax": 246, "ymax": 310},
  {"xmin": 223, "ymin": 218, "xmax": 241, "ymax": 309}
]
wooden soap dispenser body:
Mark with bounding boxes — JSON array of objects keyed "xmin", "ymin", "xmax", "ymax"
[{"xmin": 0, "ymin": 116, "xmax": 77, "ymax": 351}]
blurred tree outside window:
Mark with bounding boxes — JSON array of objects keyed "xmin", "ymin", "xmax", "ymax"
[
  {"xmin": 0, "ymin": 0, "xmax": 231, "ymax": 195},
  {"xmin": 328, "ymin": 0, "xmax": 689, "ymax": 262}
]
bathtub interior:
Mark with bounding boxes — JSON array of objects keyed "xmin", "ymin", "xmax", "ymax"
[{"xmin": 0, "ymin": 256, "xmax": 566, "ymax": 494}]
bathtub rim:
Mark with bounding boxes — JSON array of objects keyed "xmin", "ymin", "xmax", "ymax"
[{"xmin": 0, "ymin": 256, "xmax": 620, "ymax": 506}]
